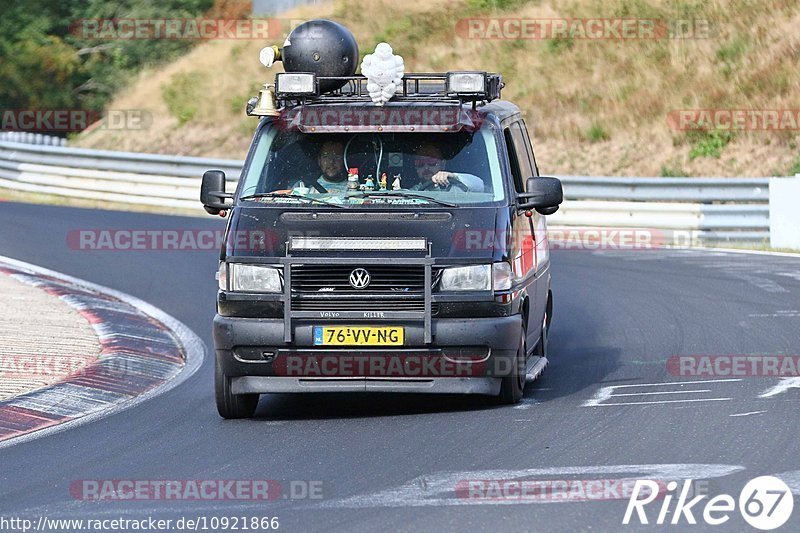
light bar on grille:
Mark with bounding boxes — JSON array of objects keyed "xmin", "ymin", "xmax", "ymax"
[{"xmin": 289, "ymin": 237, "xmax": 427, "ymax": 251}]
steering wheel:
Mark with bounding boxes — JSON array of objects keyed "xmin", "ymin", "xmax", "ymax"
[
  {"xmin": 344, "ymin": 134, "xmax": 383, "ymax": 176},
  {"xmin": 418, "ymin": 175, "xmax": 470, "ymax": 192}
]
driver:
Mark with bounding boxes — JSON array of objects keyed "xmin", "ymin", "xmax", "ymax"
[
  {"xmin": 293, "ymin": 140, "xmax": 348, "ymax": 193},
  {"xmin": 411, "ymin": 143, "xmax": 484, "ymax": 192}
]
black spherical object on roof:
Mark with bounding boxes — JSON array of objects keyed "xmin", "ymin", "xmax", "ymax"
[{"xmin": 282, "ymin": 20, "xmax": 359, "ymax": 93}]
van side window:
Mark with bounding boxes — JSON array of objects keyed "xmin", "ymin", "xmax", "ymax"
[
  {"xmin": 518, "ymin": 120, "xmax": 540, "ymax": 177},
  {"xmin": 509, "ymin": 122, "xmax": 534, "ymax": 192},
  {"xmin": 503, "ymin": 127, "xmax": 524, "ymax": 193}
]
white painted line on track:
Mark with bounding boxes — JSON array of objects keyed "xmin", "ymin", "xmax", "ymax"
[
  {"xmin": 597, "ymin": 398, "xmax": 731, "ymax": 407},
  {"xmin": 608, "ymin": 379, "xmax": 742, "ymax": 388},
  {"xmin": 771, "ymin": 471, "xmax": 800, "ymax": 495},
  {"xmin": 611, "ymin": 389, "xmax": 712, "ymax": 397},
  {"xmin": 748, "ymin": 310, "xmax": 800, "ymax": 318},
  {"xmin": 759, "ymin": 377, "xmax": 800, "ymax": 398},
  {"xmin": 513, "ymin": 397, "xmax": 540, "ymax": 410},
  {"xmin": 729, "ymin": 411, "xmax": 766, "ymax": 417},
  {"xmin": 583, "ymin": 379, "xmax": 742, "ymax": 407}
]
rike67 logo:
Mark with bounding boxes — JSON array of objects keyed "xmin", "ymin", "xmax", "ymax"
[{"xmin": 624, "ymin": 476, "xmax": 793, "ymax": 530}]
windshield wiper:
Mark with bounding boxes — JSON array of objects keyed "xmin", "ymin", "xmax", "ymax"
[
  {"xmin": 239, "ymin": 192, "xmax": 346, "ymax": 209},
  {"xmin": 351, "ymin": 191, "xmax": 459, "ymax": 208}
]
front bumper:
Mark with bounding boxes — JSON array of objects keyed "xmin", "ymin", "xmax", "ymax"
[
  {"xmin": 213, "ymin": 314, "xmax": 522, "ymax": 395},
  {"xmin": 231, "ymin": 376, "xmax": 501, "ymax": 395}
]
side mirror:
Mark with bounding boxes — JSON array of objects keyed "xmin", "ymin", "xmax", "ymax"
[
  {"xmin": 518, "ymin": 176, "xmax": 563, "ymax": 215},
  {"xmin": 201, "ymin": 170, "xmax": 233, "ymax": 215}
]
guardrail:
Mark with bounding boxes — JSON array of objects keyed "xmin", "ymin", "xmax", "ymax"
[
  {"xmin": 0, "ymin": 140, "xmax": 240, "ymax": 210},
  {"xmin": 0, "ymin": 132, "xmax": 68, "ymax": 147},
  {"xmin": 548, "ymin": 175, "xmax": 771, "ymax": 244},
  {"xmin": 0, "ymin": 139, "xmax": 792, "ymax": 246}
]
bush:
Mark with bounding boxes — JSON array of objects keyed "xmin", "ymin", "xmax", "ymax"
[
  {"xmin": 0, "ymin": 0, "xmax": 214, "ymax": 123},
  {"xmin": 162, "ymin": 72, "xmax": 204, "ymax": 125},
  {"xmin": 546, "ymin": 37, "xmax": 575, "ymax": 55},
  {"xmin": 466, "ymin": 0, "xmax": 526, "ymax": 10},
  {"xmin": 660, "ymin": 164, "xmax": 689, "ymax": 177},
  {"xmin": 688, "ymin": 130, "xmax": 733, "ymax": 159},
  {"xmin": 585, "ymin": 123, "xmax": 610, "ymax": 143},
  {"xmin": 788, "ymin": 154, "xmax": 800, "ymax": 176}
]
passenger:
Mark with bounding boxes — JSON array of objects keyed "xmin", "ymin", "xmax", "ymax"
[
  {"xmin": 294, "ymin": 140, "xmax": 348, "ymax": 193},
  {"xmin": 411, "ymin": 143, "xmax": 484, "ymax": 192}
]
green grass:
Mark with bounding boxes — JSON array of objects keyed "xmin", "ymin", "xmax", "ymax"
[
  {"xmin": 688, "ymin": 130, "xmax": 734, "ymax": 159},
  {"xmin": 466, "ymin": 0, "xmax": 527, "ymax": 10},
  {"xmin": 585, "ymin": 123, "xmax": 610, "ymax": 143},
  {"xmin": 789, "ymin": 154, "xmax": 800, "ymax": 176},
  {"xmin": 715, "ymin": 34, "xmax": 749, "ymax": 79},
  {"xmin": 546, "ymin": 37, "xmax": 575, "ymax": 55},
  {"xmin": 660, "ymin": 164, "xmax": 689, "ymax": 177},
  {"xmin": 161, "ymin": 72, "xmax": 204, "ymax": 125}
]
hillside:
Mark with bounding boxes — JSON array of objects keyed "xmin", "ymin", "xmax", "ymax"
[{"xmin": 74, "ymin": 0, "xmax": 800, "ymax": 177}]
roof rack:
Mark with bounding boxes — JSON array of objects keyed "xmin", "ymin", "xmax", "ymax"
[{"xmin": 274, "ymin": 72, "xmax": 503, "ymax": 108}]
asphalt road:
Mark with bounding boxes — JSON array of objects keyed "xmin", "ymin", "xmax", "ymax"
[{"xmin": 1, "ymin": 201, "xmax": 799, "ymax": 532}]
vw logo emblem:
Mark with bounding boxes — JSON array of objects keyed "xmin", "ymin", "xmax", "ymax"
[{"xmin": 349, "ymin": 268, "xmax": 371, "ymax": 289}]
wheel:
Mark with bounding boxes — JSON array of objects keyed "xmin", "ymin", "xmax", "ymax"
[
  {"xmin": 215, "ymin": 357, "xmax": 259, "ymax": 419},
  {"xmin": 498, "ymin": 322, "xmax": 526, "ymax": 404}
]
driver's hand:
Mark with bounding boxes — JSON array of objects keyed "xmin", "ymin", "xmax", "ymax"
[{"xmin": 431, "ymin": 171, "xmax": 456, "ymax": 187}]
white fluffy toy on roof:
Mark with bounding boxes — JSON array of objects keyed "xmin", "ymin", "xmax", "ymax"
[{"xmin": 360, "ymin": 43, "xmax": 405, "ymax": 106}]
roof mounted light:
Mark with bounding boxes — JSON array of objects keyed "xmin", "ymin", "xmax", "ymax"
[
  {"xmin": 447, "ymin": 71, "xmax": 488, "ymax": 96},
  {"xmin": 268, "ymin": 72, "xmax": 503, "ymax": 112},
  {"xmin": 275, "ymin": 72, "xmax": 317, "ymax": 97}
]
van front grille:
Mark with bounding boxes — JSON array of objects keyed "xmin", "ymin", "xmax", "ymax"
[
  {"xmin": 291, "ymin": 265, "xmax": 426, "ymax": 293},
  {"xmin": 292, "ymin": 299, "xmax": 438, "ymax": 314}
]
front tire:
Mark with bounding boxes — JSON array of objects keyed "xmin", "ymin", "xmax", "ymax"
[
  {"xmin": 498, "ymin": 323, "xmax": 526, "ymax": 404},
  {"xmin": 215, "ymin": 357, "xmax": 259, "ymax": 419}
]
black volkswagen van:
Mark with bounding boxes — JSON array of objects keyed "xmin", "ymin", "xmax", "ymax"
[{"xmin": 202, "ymin": 71, "xmax": 563, "ymax": 418}]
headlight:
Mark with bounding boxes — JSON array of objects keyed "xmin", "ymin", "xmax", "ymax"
[
  {"xmin": 492, "ymin": 262, "xmax": 515, "ymax": 291},
  {"xmin": 440, "ymin": 265, "xmax": 491, "ymax": 291},
  {"xmin": 228, "ymin": 263, "xmax": 282, "ymax": 292}
]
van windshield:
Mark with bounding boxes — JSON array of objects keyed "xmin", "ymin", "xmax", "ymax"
[{"xmin": 238, "ymin": 123, "xmax": 505, "ymax": 207}]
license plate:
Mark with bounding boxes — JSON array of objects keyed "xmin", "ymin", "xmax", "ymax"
[{"xmin": 313, "ymin": 326, "xmax": 404, "ymax": 346}]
